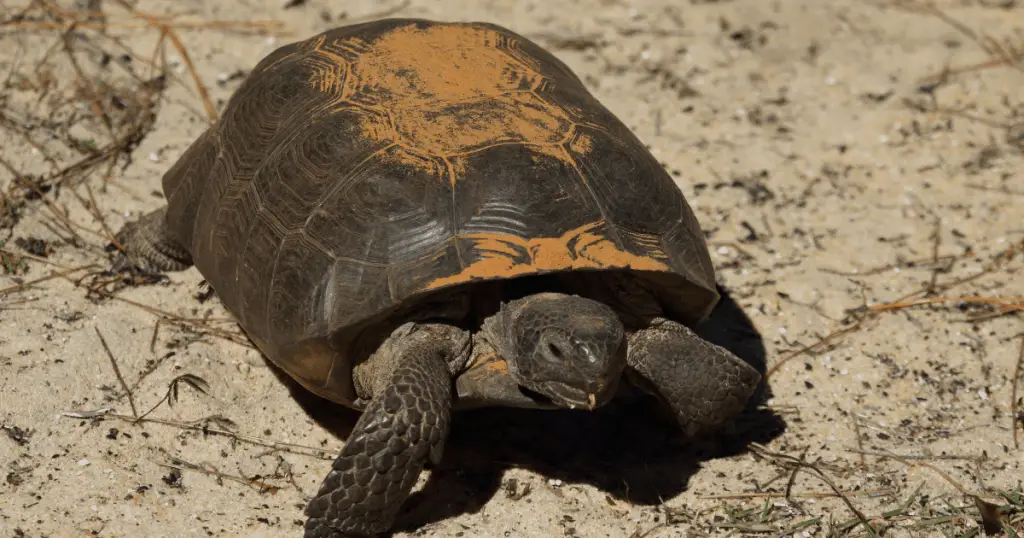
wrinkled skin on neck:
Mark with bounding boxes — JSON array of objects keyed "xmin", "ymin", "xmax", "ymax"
[{"xmin": 483, "ymin": 292, "xmax": 628, "ymax": 410}]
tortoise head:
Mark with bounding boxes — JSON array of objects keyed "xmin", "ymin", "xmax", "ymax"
[{"xmin": 497, "ymin": 292, "xmax": 627, "ymax": 410}]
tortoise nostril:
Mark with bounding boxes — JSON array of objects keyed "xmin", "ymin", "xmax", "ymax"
[{"xmin": 547, "ymin": 342, "xmax": 565, "ymax": 360}]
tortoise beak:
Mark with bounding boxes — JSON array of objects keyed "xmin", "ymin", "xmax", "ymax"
[{"xmin": 528, "ymin": 380, "xmax": 614, "ymax": 410}]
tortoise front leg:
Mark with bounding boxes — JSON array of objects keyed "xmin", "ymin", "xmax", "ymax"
[
  {"xmin": 112, "ymin": 207, "xmax": 193, "ymax": 272},
  {"xmin": 303, "ymin": 323, "xmax": 470, "ymax": 538},
  {"xmin": 626, "ymin": 318, "xmax": 760, "ymax": 437}
]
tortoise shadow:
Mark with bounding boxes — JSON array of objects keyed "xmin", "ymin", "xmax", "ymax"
[{"xmin": 268, "ymin": 286, "xmax": 786, "ymax": 533}]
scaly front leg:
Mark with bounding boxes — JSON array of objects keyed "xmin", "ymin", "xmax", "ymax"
[
  {"xmin": 303, "ymin": 323, "xmax": 470, "ymax": 538},
  {"xmin": 626, "ymin": 318, "xmax": 760, "ymax": 437}
]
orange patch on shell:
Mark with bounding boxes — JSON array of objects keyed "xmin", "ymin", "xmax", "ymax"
[
  {"xmin": 424, "ymin": 221, "xmax": 671, "ymax": 290},
  {"xmin": 307, "ymin": 22, "xmax": 594, "ymax": 183}
]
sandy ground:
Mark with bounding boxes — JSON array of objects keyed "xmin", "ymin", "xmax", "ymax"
[{"xmin": 2, "ymin": 0, "xmax": 1023, "ymax": 537}]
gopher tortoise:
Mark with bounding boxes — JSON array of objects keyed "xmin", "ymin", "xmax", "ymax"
[{"xmin": 113, "ymin": 18, "xmax": 761, "ymax": 538}]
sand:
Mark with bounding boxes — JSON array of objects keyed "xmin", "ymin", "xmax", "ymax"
[{"xmin": 1, "ymin": 0, "xmax": 1022, "ymax": 536}]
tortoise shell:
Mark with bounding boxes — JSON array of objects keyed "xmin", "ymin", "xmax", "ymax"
[{"xmin": 160, "ymin": 18, "xmax": 718, "ymax": 404}]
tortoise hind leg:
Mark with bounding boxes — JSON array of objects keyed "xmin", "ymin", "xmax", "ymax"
[
  {"xmin": 304, "ymin": 323, "xmax": 470, "ymax": 538},
  {"xmin": 626, "ymin": 318, "xmax": 761, "ymax": 437},
  {"xmin": 112, "ymin": 207, "xmax": 193, "ymax": 273}
]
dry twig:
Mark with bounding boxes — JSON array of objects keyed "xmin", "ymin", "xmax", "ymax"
[{"xmin": 94, "ymin": 326, "xmax": 138, "ymax": 418}]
